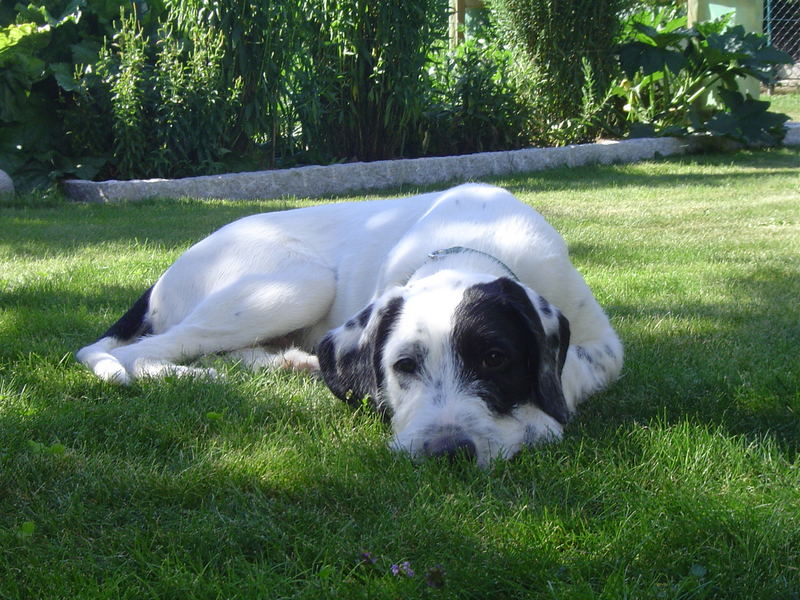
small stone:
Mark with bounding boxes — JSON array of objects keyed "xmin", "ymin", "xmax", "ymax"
[{"xmin": 0, "ymin": 169, "xmax": 14, "ymax": 200}]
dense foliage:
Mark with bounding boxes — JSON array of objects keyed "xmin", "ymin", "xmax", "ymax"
[
  {"xmin": 422, "ymin": 37, "xmax": 532, "ymax": 156},
  {"xmin": 295, "ymin": 0, "xmax": 448, "ymax": 162},
  {"xmin": 1, "ymin": 0, "xmax": 452, "ymax": 187},
  {"xmin": 488, "ymin": 0, "xmax": 629, "ymax": 145},
  {"xmin": 87, "ymin": 8, "xmax": 247, "ymax": 179},
  {"xmin": 2, "ymin": 3, "xmax": 109, "ymax": 189},
  {"xmin": 0, "ymin": 1, "xmax": 794, "ymax": 192}
]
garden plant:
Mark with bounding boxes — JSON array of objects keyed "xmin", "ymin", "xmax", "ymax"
[
  {"xmin": 2, "ymin": 0, "xmax": 796, "ymax": 193},
  {"xmin": 611, "ymin": 10, "xmax": 793, "ymax": 144}
]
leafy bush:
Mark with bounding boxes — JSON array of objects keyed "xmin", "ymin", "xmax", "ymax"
[
  {"xmin": 489, "ymin": 0, "xmax": 628, "ymax": 145},
  {"xmin": 1, "ymin": 4, "xmax": 89, "ymax": 190},
  {"xmin": 89, "ymin": 8, "xmax": 240, "ymax": 179},
  {"xmin": 0, "ymin": 1, "xmax": 168, "ymax": 190},
  {"xmin": 612, "ymin": 11, "xmax": 793, "ymax": 145},
  {"xmin": 421, "ymin": 38, "xmax": 532, "ymax": 156},
  {"xmin": 293, "ymin": 0, "xmax": 449, "ymax": 162},
  {"xmin": 4, "ymin": 0, "xmax": 453, "ymax": 187},
  {"xmin": 165, "ymin": 0, "xmax": 306, "ymax": 161}
]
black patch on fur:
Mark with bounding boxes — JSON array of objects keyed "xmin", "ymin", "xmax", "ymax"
[
  {"xmin": 317, "ymin": 296, "xmax": 404, "ymax": 419},
  {"xmin": 357, "ymin": 303, "xmax": 373, "ymax": 327},
  {"xmin": 101, "ymin": 286, "xmax": 153, "ymax": 341},
  {"xmin": 556, "ymin": 312, "xmax": 570, "ymax": 375},
  {"xmin": 345, "ymin": 303, "xmax": 374, "ymax": 330},
  {"xmin": 537, "ymin": 295, "xmax": 553, "ymax": 317},
  {"xmin": 452, "ymin": 278, "xmax": 570, "ymax": 424},
  {"xmin": 371, "ymin": 296, "xmax": 404, "ymax": 393},
  {"xmin": 575, "ymin": 345, "xmax": 592, "ymax": 364}
]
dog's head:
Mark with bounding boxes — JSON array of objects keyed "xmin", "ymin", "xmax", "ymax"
[{"xmin": 317, "ymin": 271, "xmax": 570, "ymax": 467}]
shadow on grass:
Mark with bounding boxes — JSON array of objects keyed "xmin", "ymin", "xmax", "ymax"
[
  {"xmin": 0, "ymin": 281, "xmax": 159, "ymax": 364},
  {"xmin": 576, "ymin": 265, "xmax": 799, "ymax": 452}
]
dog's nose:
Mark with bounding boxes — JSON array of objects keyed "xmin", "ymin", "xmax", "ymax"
[{"xmin": 424, "ymin": 436, "xmax": 476, "ymax": 461}]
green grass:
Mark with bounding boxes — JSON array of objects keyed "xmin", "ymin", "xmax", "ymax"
[
  {"xmin": 767, "ymin": 88, "xmax": 800, "ymax": 122},
  {"xmin": 2, "ymin": 148, "xmax": 799, "ymax": 599}
]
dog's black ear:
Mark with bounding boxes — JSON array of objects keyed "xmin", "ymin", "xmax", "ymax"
[
  {"xmin": 533, "ymin": 310, "xmax": 570, "ymax": 425},
  {"xmin": 493, "ymin": 279, "xmax": 570, "ymax": 425},
  {"xmin": 317, "ymin": 296, "xmax": 404, "ymax": 417}
]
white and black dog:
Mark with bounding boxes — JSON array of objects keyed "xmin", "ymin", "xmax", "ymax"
[{"xmin": 77, "ymin": 183, "xmax": 622, "ymax": 466}]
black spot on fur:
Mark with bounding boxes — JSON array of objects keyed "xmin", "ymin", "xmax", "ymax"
[
  {"xmin": 318, "ymin": 296, "xmax": 404, "ymax": 419},
  {"xmin": 318, "ymin": 334, "xmax": 376, "ymax": 409},
  {"xmin": 537, "ymin": 295, "xmax": 553, "ymax": 317},
  {"xmin": 575, "ymin": 344, "xmax": 593, "ymax": 364},
  {"xmin": 357, "ymin": 303, "xmax": 373, "ymax": 327},
  {"xmin": 452, "ymin": 278, "xmax": 569, "ymax": 424},
  {"xmin": 555, "ymin": 312, "xmax": 570, "ymax": 376},
  {"xmin": 344, "ymin": 303, "xmax": 373, "ymax": 330},
  {"xmin": 372, "ymin": 296, "xmax": 404, "ymax": 392},
  {"xmin": 102, "ymin": 286, "xmax": 154, "ymax": 341}
]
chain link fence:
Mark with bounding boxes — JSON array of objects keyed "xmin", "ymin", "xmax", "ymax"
[{"xmin": 766, "ymin": 0, "xmax": 800, "ymax": 82}]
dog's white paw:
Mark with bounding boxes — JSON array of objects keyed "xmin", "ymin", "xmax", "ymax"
[{"xmin": 92, "ymin": 357, "xmax": 132, "ymax": 385}]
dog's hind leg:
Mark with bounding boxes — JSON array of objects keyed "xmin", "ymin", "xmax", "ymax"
[
  {"xmin": 109, "ymin": 262, "xmax": 336, "ymax": 381},
  {"xmin": 76, "ymin": 286, "xmax": 154, "ymax": 384}
]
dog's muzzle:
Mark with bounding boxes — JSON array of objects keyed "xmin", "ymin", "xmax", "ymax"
[{"xmin": 421, "ymin": 426, "xmax": 477, "ymax": 462}]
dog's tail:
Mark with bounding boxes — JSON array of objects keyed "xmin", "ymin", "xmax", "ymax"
[{"xmin": 76, "ymin": 286, "xmax": 154, "ymax": 384}]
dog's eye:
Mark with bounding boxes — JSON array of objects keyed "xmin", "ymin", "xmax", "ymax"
[
  {"xmin": 393, "ymin": 357, "xmax": 419, "ymax": 375},
  {"xmin": 481, "ymin": 350, "xmax": 509, "ymax": 371}
]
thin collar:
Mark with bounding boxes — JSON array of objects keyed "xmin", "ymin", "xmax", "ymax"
[{"xmin": 427, "ymin": 246, "xmax": 519, "ymax": 281}]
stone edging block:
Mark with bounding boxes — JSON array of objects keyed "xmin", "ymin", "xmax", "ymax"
[
  {"xmin": 784, "ymin": 121, "xmax": 800, "ymax": 146},
  {"xmin": 0, "ymin": 169, "xmax": 14, "ymax": 199},
  {"xmin": 61, "ymin": 127, "xmax": 799, "ymax": 203}
]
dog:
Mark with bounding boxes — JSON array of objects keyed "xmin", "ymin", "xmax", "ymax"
[{"xmin": 77, "ymin": 183, "xmax": 623, "ymax": 466}]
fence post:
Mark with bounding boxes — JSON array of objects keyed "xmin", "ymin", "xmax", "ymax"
[
  {"xmin": 450, "ymin": 0, "xmax": 466, "ymax": 46},
  {"xmin": 688, "ymin": 0, "xmax": 764, "ymax": 98}
]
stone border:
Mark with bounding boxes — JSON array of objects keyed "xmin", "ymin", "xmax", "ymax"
[
  {"xmin": 62, "ymin": 124, "xmax": 800, "ymax": 203},
  {"xmin": 0, "ymin": 169, "xmax": 14, "ymax": 200}
]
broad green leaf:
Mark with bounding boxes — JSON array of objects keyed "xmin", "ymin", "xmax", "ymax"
[
  {"xmin": 618, "ymin": 41, "xmax": 687, "ymax": 78},
  {"xmin": 0, "ymin": 22, "xmax": 51, "ymax": 65},
  {"xmin": 50, "ymin": 62, "xmax": 80, "ymax": 91}
]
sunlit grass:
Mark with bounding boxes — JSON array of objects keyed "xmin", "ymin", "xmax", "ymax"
[{"xmin": 767, "ymin": 88, "xmax": 800, "ymax": 121}]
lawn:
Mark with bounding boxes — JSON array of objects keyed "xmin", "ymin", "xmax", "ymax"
[
  {"xmin": 1, "ymin": 148, "xmax": 799, "ymax": 599},
  {"xmin": 768, "ymin": 88, "xmax": 800, "ymax": 122}
]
